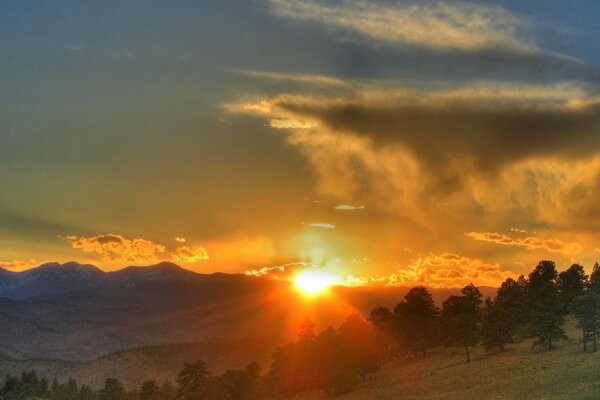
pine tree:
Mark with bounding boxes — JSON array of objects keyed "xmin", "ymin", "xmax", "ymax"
[
  {"xmin": 528, "ymin": 261, "xmax": 566, "ymax": 350},
  {"xmin": 441, "ymin": 284, "xmax": 482, "ymax": 363},
  {"xmin": 481, "ymin": 298, "xmax": 512, "ymax": 352},
  {"xmin": 176, "ymin": 361, "xmax": 211, "ymax": 400},
  {"xmin": 572, "ymin": 291, "xmax": 600, "ymax": 352},
  {"xmin": 393, "ymin": 286, "xmax": 440, "ymax": 357},
  {"xmin": 557, "ymin": 264, "xmax": 587, "ymax": 313}
]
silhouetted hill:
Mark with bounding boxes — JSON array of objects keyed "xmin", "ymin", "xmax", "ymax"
[{"xmin": 0, "ymin": 261, "xmax": 498, "ymax": 387}]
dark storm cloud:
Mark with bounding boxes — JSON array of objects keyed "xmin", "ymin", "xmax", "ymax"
[{"xmin": 274, "ymin": 92, "xmax": 600, "ymax": 193}]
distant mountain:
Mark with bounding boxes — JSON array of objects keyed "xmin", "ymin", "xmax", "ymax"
[
  {"xmin": 0, "ymin": 261, "xmax": 104, "ymax": 299},
  {"xmin": 0, "ymin": 261, "xmax": 498, "ymax": 387}
]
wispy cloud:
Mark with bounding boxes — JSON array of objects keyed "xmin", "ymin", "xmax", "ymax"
[
  {"xmin": 305, "ymin": 222, "xmax": 335, "ymax": 229},
  {"xmin": 245, "ymin": 261, "xmax": 313, "ymax": 277},
  {"xmin": 465, "ymin": 232, "xmax": 581, "ymax": 255},
  {"xmin": 234, "ymin": 70, "xmax": 350, "ymax": 88},
  {"xmin": 334, "ymin": 204, "xmax": 365, "ymax": 210},
  {"xmin": 268, "ymin": 0, "xmax": 535, "ymax": 52}
]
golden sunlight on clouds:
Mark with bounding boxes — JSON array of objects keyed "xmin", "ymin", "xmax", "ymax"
[
  {"xmin": 66, "ymin": 233, "xmax": 278, "ymax": 271},
  {"xmin": 385, "ymin": 253, "xmax": 515, "ymax": 288},
  {"xmin": 172, "ymin": 245, "xmax": 210, "ymax": 263},
  {"xmin": 66, "ymin": 234, "xmax": 166, "ymax": 264},
  {"xmin": 268, "ymin": 0, "xmax": 536, "ymax": 52},
  {"xmin": 465, "ymin": 232, "xmax": 582, "ymax": 255}
]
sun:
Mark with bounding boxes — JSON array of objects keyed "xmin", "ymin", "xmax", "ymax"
[{"xmin": 294, "ymin": 269, "xmax": 337, "ymax": 296}]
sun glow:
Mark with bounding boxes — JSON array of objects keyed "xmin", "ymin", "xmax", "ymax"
[{"xmin": 294, "ymin": 269, "xmax": 337, "ymax": 296}]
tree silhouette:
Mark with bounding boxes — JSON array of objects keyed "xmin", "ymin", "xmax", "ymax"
[
  {"xmin": 176, "ymin": 361, "xmax": 211, "ymax": 400},
  {"xmin": 393, "ymin": 286, "xmax": 440, "ymax": 357},
  {"xmin": 494, "ymin": 276, "xmax": 529, "ymax": 339},
  {"xmin": 589, "ymin": 262, "xmax": 600, "ymax": 292},
  {"xmin": 481, "ymin": 298, "xmax": 512, "ymax": 352},
  {"xmin": 528, "ymin": 261, "xmax": 566, "ymax": 350},
  {"xmin": 572, "ymin": 291, "xmax": 600, "ymax": 352},
  {"xmin": 557, "ymin": 263, "xmax": 587, "ymax": 313},
  {"xmin": 99, "ymin": 379, "xmax": 125, "ymax": 400},
  {"xmin": 441, "ymin": 284, "xmax": 482, "ymax": 363}
]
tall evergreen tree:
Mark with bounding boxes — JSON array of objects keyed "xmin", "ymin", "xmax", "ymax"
[
  {"xmin": 589, "ymin": 262, "xmax": 600, "ymax": 292},
  {"xmin": 528, "ymin": 260, "xmax": 566, "ymax": 350},
  {"xmin": 572, "ymin": 291, "xmax": 600, "ymax": 352},
  {"xmin": 441, "ymin": 284, "xmax": 482, "ymax": 363},
  {"xmin": 176, "ymin": 361, "xmax": 211, "ymax": 400},
  {"xmin": 480, "ymin": 298, "xmax": 512, "ymax": 352},
  {"xmin": 393, "ymin": 286, "xmax": 440, "ymax": 357},
  {"xmin": 557, "ymin": 263, "xmax": 587, "ymax": 312}
]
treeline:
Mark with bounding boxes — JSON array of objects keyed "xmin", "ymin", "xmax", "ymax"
[
  {"xmin": 370, "ymin": 260, "xmax": 600, "ymax": 362},
  {"xmin": 0, "ymin": 316, "xmax": 387, "ymax": 400},
  {"xmin": 4, "ymin": 260, "xmax": 600, "ymax": 399}
]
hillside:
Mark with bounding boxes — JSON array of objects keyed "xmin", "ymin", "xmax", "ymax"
[
  {"xmin": 0, "ymin": 262, "xmax": 496, "ymax": 362},
  {"xmin": 0, "ymin": 337, "xmax": 277, "ymax": 389},
  {"xmin": 300, "ymin": 319, "xmax": 600, "ymax": 400}
]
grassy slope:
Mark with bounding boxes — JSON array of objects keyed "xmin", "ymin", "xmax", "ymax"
[
  {"xmin": 0, "ymin": 337, "xmax": 278, "ymax": 389},
  {"xmin": 303, "ymin": 318, "xmax": 600, "ymax": 400}
]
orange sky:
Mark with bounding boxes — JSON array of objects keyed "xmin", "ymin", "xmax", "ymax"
[{"xmin": 2, "ymin": 0, "xmax": 600, "ymax": 288}]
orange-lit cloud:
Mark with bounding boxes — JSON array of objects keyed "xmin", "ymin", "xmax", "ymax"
[
  {"xmin": 172, "ymin": 245, "xmax": 210, "ymax": 263},
  {"xmin": 385, "ymin": 253, "xmax": 514, "ymax": 288},
  {"xmin": 465, "ymin": 232, "xmax": 582, "ymax": 255},
  {"xmin": 66, "ymin": 234, "xmax": 167, "ymax": 263},
  {"xmin": 245, "ymin": 261, "xmax": 312, "ymax": 277}
]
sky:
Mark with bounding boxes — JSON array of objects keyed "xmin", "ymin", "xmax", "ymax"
[{"xmin": 1, "ymin": 0, "xmax": 600, "ymax": 287}]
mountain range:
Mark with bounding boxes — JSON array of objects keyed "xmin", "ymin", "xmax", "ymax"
[{"xmin": 0, "ymin": 261, "xmax": 497, "ymax": 388}]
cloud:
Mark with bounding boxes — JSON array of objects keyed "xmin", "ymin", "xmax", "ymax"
[
  {"xmin": 268, "ymin": 0, "xmax": 536, "ymax": 53},
  {"xmin": 245, "ymin": 261, "xmax": 313, "ymax": 277},
  {"xmin": 234, "ymin": 70, "xmax": 350, "ymax": 88},
  {"xmin": 334, "ymin": 204, "xmax": 365, "ymax": 210},
  {"xmin": 172, "ymin": 246, "xmax": 210, "ymax": 263},
  {"xmin": 465, "ymin": 232, "xmax": 581, "ymax": 255},
  {"xmin": 305, "ymin": 222, "xmax": 335, "ymax": 229},
  {"xmin": 231, "ymin": 81, "xmax": 600, "ymax": 231},
  {"xmin": 385, "ymin": 253, "xmax": 514, "ymax": 288},
  {"xmin": 174, "ymin": 237, "xmax": 186, "ymax": 243},
  {"xmin": 510, "ymin": 228, "xmax": 527, "ymax": 233},
  {"xmin": 0, "ymin": 259, "xmax": 39, "ymax": 271},
  {"xmin": 66, "ymin": 234, "xmax": 167, "ymax": 263}
]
